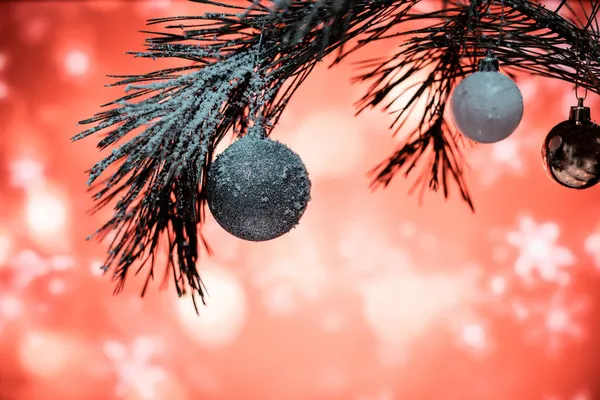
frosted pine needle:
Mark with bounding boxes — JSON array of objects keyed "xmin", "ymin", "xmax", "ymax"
[{"xmin": 75, "ymin": 44, "xmax": 270, "ymax": 302}]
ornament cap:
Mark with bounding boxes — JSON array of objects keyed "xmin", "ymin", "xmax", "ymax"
[
  {"xmin": 569, "ymin": 98, "xmax": 591, "ymax": 124},
  {"xmin": 478, "ymin": 50, "xmax": 499, "ymax": 72}
]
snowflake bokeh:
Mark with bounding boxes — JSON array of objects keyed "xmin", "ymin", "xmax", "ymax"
[{"xmin": 507, "ymin": 216, "xmax": 575, "ymax": 285}]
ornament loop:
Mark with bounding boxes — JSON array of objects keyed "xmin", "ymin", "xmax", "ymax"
[
  {"xmin": 569, "ymin": 97, "xmax": 591, "ymax": 124},
  {"xmin": 478, "ymin": 50, "xmax": 499, "ymax": 72}
]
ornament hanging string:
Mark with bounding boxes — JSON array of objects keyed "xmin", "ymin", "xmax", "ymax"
[
  {"xmin": 247, "ymin": 30, "xmax": 268, "ymax": 140},
  {"xmin": 574, "ymin": 44, "xmax": 590, "ymax": 103},
  {"xmin": 253, "ymin": 29, "xmax": 264, "ymax": 71},
  {"xmin": 466, "ymin": 0, "xmax": 483, "ymax": 63},
  {"xmin": 573, "ymin": 8, "xmax": 596, "ymax": 104},
  {"xmin": 498, "ymin": 0, "xmax": 505, "ymax": 46}
]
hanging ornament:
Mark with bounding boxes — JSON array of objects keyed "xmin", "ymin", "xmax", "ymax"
[
  {"xmin": 206, "ymin": 133, "xmax": 311, "ymax": 241},
  {"xmin": 450, "ymin": 52, "xmax": 524, "ymax": 143},
  {"xmin": 541, "ymin": 98, "xmax": 600, "ymax": 189}
]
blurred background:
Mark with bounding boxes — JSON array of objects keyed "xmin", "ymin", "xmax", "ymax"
[{"xmin": 1, "ymin": 1, "xmax": 600, "ymax": 399}]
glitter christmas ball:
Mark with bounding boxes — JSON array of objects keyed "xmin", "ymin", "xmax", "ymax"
[
  {"xmin": 451, "ymin": 70, "xmax": 524, "ymax": 144},
  {"xmin": 542, "ymin": 101, "xmax": 600, "ymax": 189},
  {"xmin": 207, "ymin": 135, "xmax": 311, "ymax": 241}
]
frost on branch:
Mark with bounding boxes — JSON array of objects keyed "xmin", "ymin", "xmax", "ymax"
[{"xmin": 74, "ymin": 45, "xmax": 269, "ymax": 302}]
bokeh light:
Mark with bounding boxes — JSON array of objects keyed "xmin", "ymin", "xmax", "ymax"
[
  {"xmin": 64, "ymin": 50, "xmax": 90, "ymax": 77},
  {"xmin": 176, "ymin": 266, "xmax": 247, "ymax": 348},
  {"xmin": 25, "ymin": 189, "xmax": 68, "ymax": 237}
]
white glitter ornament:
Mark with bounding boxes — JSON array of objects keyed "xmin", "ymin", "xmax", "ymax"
[
  {"xmin": 207, "ymin": 134, "xmax": 311, "ymax": 241},
  {"xmin": 451, "ymin": 53, "xmax": 524, "ymax": 143}
]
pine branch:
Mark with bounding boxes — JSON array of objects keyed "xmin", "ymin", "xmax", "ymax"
[
  {"xmin": 75, "ymin": 0, "xmax": 413, "ymax": 300},
  {"xmin": 75, "ymin": 0, "xmax": 600, "ymax": 301}
]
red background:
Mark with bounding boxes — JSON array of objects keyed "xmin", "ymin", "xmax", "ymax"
[{"xmin": 0, "ymin": 1, "xmax": 599, "ymax": 399}]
